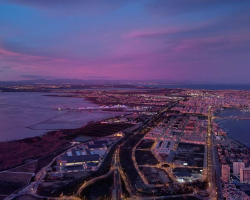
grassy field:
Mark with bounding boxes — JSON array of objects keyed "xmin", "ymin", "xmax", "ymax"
[
  {"xmin": 135, "ymin": 150, "xmax": 159, "ymax": 165},
  {"xmin": 10, "ymin": 161, "xmax": 37, "ymax": 173},
  {"xmin": 0, "ymin": 172, "xmax": 32, "ymax": 195},
  {"xmin": 120, "ymin": 133, "xmax": 145, "ymax": 191},
  {"xmin": 64, "ymin": 122, "xmax": 133, "ymax": 139},
  {"xmin": 80, "ymin": 172, "xmax": 114, "ymax": 199},
  {"xmin": 13, "ymin": 195, "xmax": 45, "ymax": 200},
  {"xmin": 0, "ymin": 131, "xmax": 69, "ymax": 171},
  {"xmin": 136, "ymin": 139, "xmax": 155, "ymax": 150}
]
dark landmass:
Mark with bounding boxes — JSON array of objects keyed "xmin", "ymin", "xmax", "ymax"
[
  {"xmin": 136, "ymin": 139, "xmax": 155, "ymax": 150},
  {"xmin": 0, "ymin": 173, "xmax": 32, "ymax": 196},
  {"xmin": 37, "ymin": 129, "xmax": 135, "ymax": 197},
  {"xmin": 0, "ymin": 122, "xmax": 133, "ymax": 172},
  {"xmin": 62, "ymin": 122, "xmax": 133, "ymax": 139},
  {"xmin": 0, "ymin": 131, "xmax": 70, "ymax": 171},
  {"xmin": 80, "ymin": 172, "xmax": 114, "ymax": 199},
  {"xmin": 13, "ymin": 195, "xmax": 44, "ymax": 200},
  {"xmin": 0, "ymin": 84, "xmax": 159, "ymax": 92},
  {"xmin": 120, "ymin": 133, "xmax": 145, "ymax": 192},
  {"xmin": 135, "ymin": 150, "xmax": 159, "ymax": 165}
]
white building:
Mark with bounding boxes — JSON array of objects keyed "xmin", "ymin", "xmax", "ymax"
[{"xmin": 233, "ymin": 162, "xmax": 245, "ymax": 176}]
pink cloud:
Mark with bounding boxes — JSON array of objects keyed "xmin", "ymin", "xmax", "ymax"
[
  {"xmin": 122, "ymin": 19, "xmax": 217, "ymax": 40},
  {"xmin": 123, "ymin": 28, "xmax": 178, "ymax": 39},
  {"xmin": 173, "ymin": 32, "xmax": 250, "ymax": 53}
]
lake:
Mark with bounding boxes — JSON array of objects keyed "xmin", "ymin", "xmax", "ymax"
[
  {"xmin": 138, "ymin": 84, "xmax": 250, "ymax": 90},
  {"xmin": 215, "ymin": 108, "xmax": 250, "ymax": 147},
  {"xmin": 0, "ymin": 92, "xmax": 125, "ymax": 141}
]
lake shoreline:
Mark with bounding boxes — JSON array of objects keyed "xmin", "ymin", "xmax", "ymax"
[
  {"xmin": 0, "ymin": 92, "xmax": 131, "ymax": 172},
  {"xmin": 215, "ymin": 108, "xmax": 250, "ymax": 148},
  {"xmin": 0, "ymin": 119, "xmax": 133, "ymax": 172}
]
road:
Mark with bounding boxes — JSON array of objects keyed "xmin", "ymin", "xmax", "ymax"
[
  {"xmin": 113, "ymin": 149, "xmax": 122, "ymax": 200},
  {"xmin": 6, "ymin": 124, "xmax": 139, "ymax": 200},
  {"xmin": 75, "ymin": 166, "xmax": 114, "ymax": 197},
  {"xmin": 75, "ymin": 142, "xmax": 123, "ymax": 197},
  {"xmin": 214, "ymin": 145, "xmax": 223, "ymax": 200},
  {"xmin": 117, "ymin": 160, "xmax": 134, "ymax": 197},
  {"xmin": 128, "ymin": 192, "xmax": 203, "ymax": 200},
  {"xmin": 206, "ymin": 107, "xmax": 217, "ymax": 200},
  {"xmin": 120, "ymin": 103, "xmax": 205, "ymax": 200},
  {"xmin": 75, "ymin": 128, "xmax": 139, "ymax": 199},
  {"xmin": 5, "ymin": 144, "xmax": 77, "ymax": 200}
]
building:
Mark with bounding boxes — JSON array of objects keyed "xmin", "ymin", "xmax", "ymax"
[
  {"xmin": 223, "ymin": 184, "xmax": 250, "ymax": 200},
  {"xmin": 57, "ymin": 150, "xmax": 101, "ymax": 172},
  {"xmin": 222, "ymin": 164, "xmax": 230, "ymax": 183},
  {"xmin": 84, "ymin": 142, "xmax": 108, "ymax": 156},
  {"xmin": 240, "ymin": 168, "xmax": 250, "ymax": 183},
  {"xmin": 233, "ymin": 162, "xmax": 245, "ymax": 176},
  {"xmin": 50, "ymin": 172, "xmax": 63, "ymax": 180},
  {"xmin": 154, "ymin": 139, "xmax": 175, "ymax": 154}
]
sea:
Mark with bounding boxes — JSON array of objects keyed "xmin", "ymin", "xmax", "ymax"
[
  {"xmin": 139, "ymin": 84, "xmax": 250, "ymax": 90},
  {"xmin": 215, "ymin": 109, "xmax": 250, "ymax": 147},
  {"xmin": 0, "ymin": 92, "xmax": 126, "ymax": 142}
]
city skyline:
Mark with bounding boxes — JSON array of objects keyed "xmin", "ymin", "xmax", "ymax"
[{"xmin": 0, "ymin": 0, "xmax": 250, "ymax": 83}]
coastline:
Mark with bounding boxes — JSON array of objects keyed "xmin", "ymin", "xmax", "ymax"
[
  {"xmin": 215, "ymin": 108, "xmax": 250, "ymax": 148},
  {"xmin": 0, "ymin": 93, "xmax": 131, "ymax": 172},
  {"xmin": 0, "ymin": 118, "xmax": 133, "ymax": 172},
  {"xmin": 219, "ymin": 120, "xmax": 250, "ymax": 148},
  {"xmin": 225, "ymin": 135, "xmax": 249, "ymax": 148},
  {"xmin": 0, "ymin": 130, "xmax": 70, "ymax": 171},
  {"xmin": 0, "ymin": 91, "xmax": 133, "ymax": 141}
]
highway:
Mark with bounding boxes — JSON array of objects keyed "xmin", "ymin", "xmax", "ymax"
[
  {"xmin": 113, "ymin": 149, "xmax": 122, "ymax": 200},
  {"xmin": 214, "ymin": 145, "xmax": 223, "ymax": 200},
  {"xmin": 75, "ymin": 127, "xmax": 139, "ymax": 199},
  {"xmin": 128, "ymin": 193, "xmax": 202, "ymax": 200},
  {"xmin": 75, "ymin": 145, "xmax": 122, "ymax": 197},
  {"xmin": 206, "ymin": 107, "xmax": 218, "ymax": 200},
  {"xmin": 75, "ymin": 166, "xmax": 114, "ymax": 197}
]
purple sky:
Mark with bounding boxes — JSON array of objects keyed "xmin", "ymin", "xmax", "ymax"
[{"xmin": 0, "ymin": 0, "xmax": 250, "ymax": 83}]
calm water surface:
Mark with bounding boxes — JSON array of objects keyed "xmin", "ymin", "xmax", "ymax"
[
  {"xmin": 215, "ymin": 109, "xmax": 250, "ymax": 147},
  {"xmin": 139, "ymin": 84, "xmax": 250, "ymax": 90},
  {"xmin": 0, "ymin": 92, "xmax": 125, "ymax": 141}
]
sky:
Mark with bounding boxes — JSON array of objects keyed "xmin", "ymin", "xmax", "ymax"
[{"xmin": 0, "ymin": 0, "xmax": 250, "ymax": 84}]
